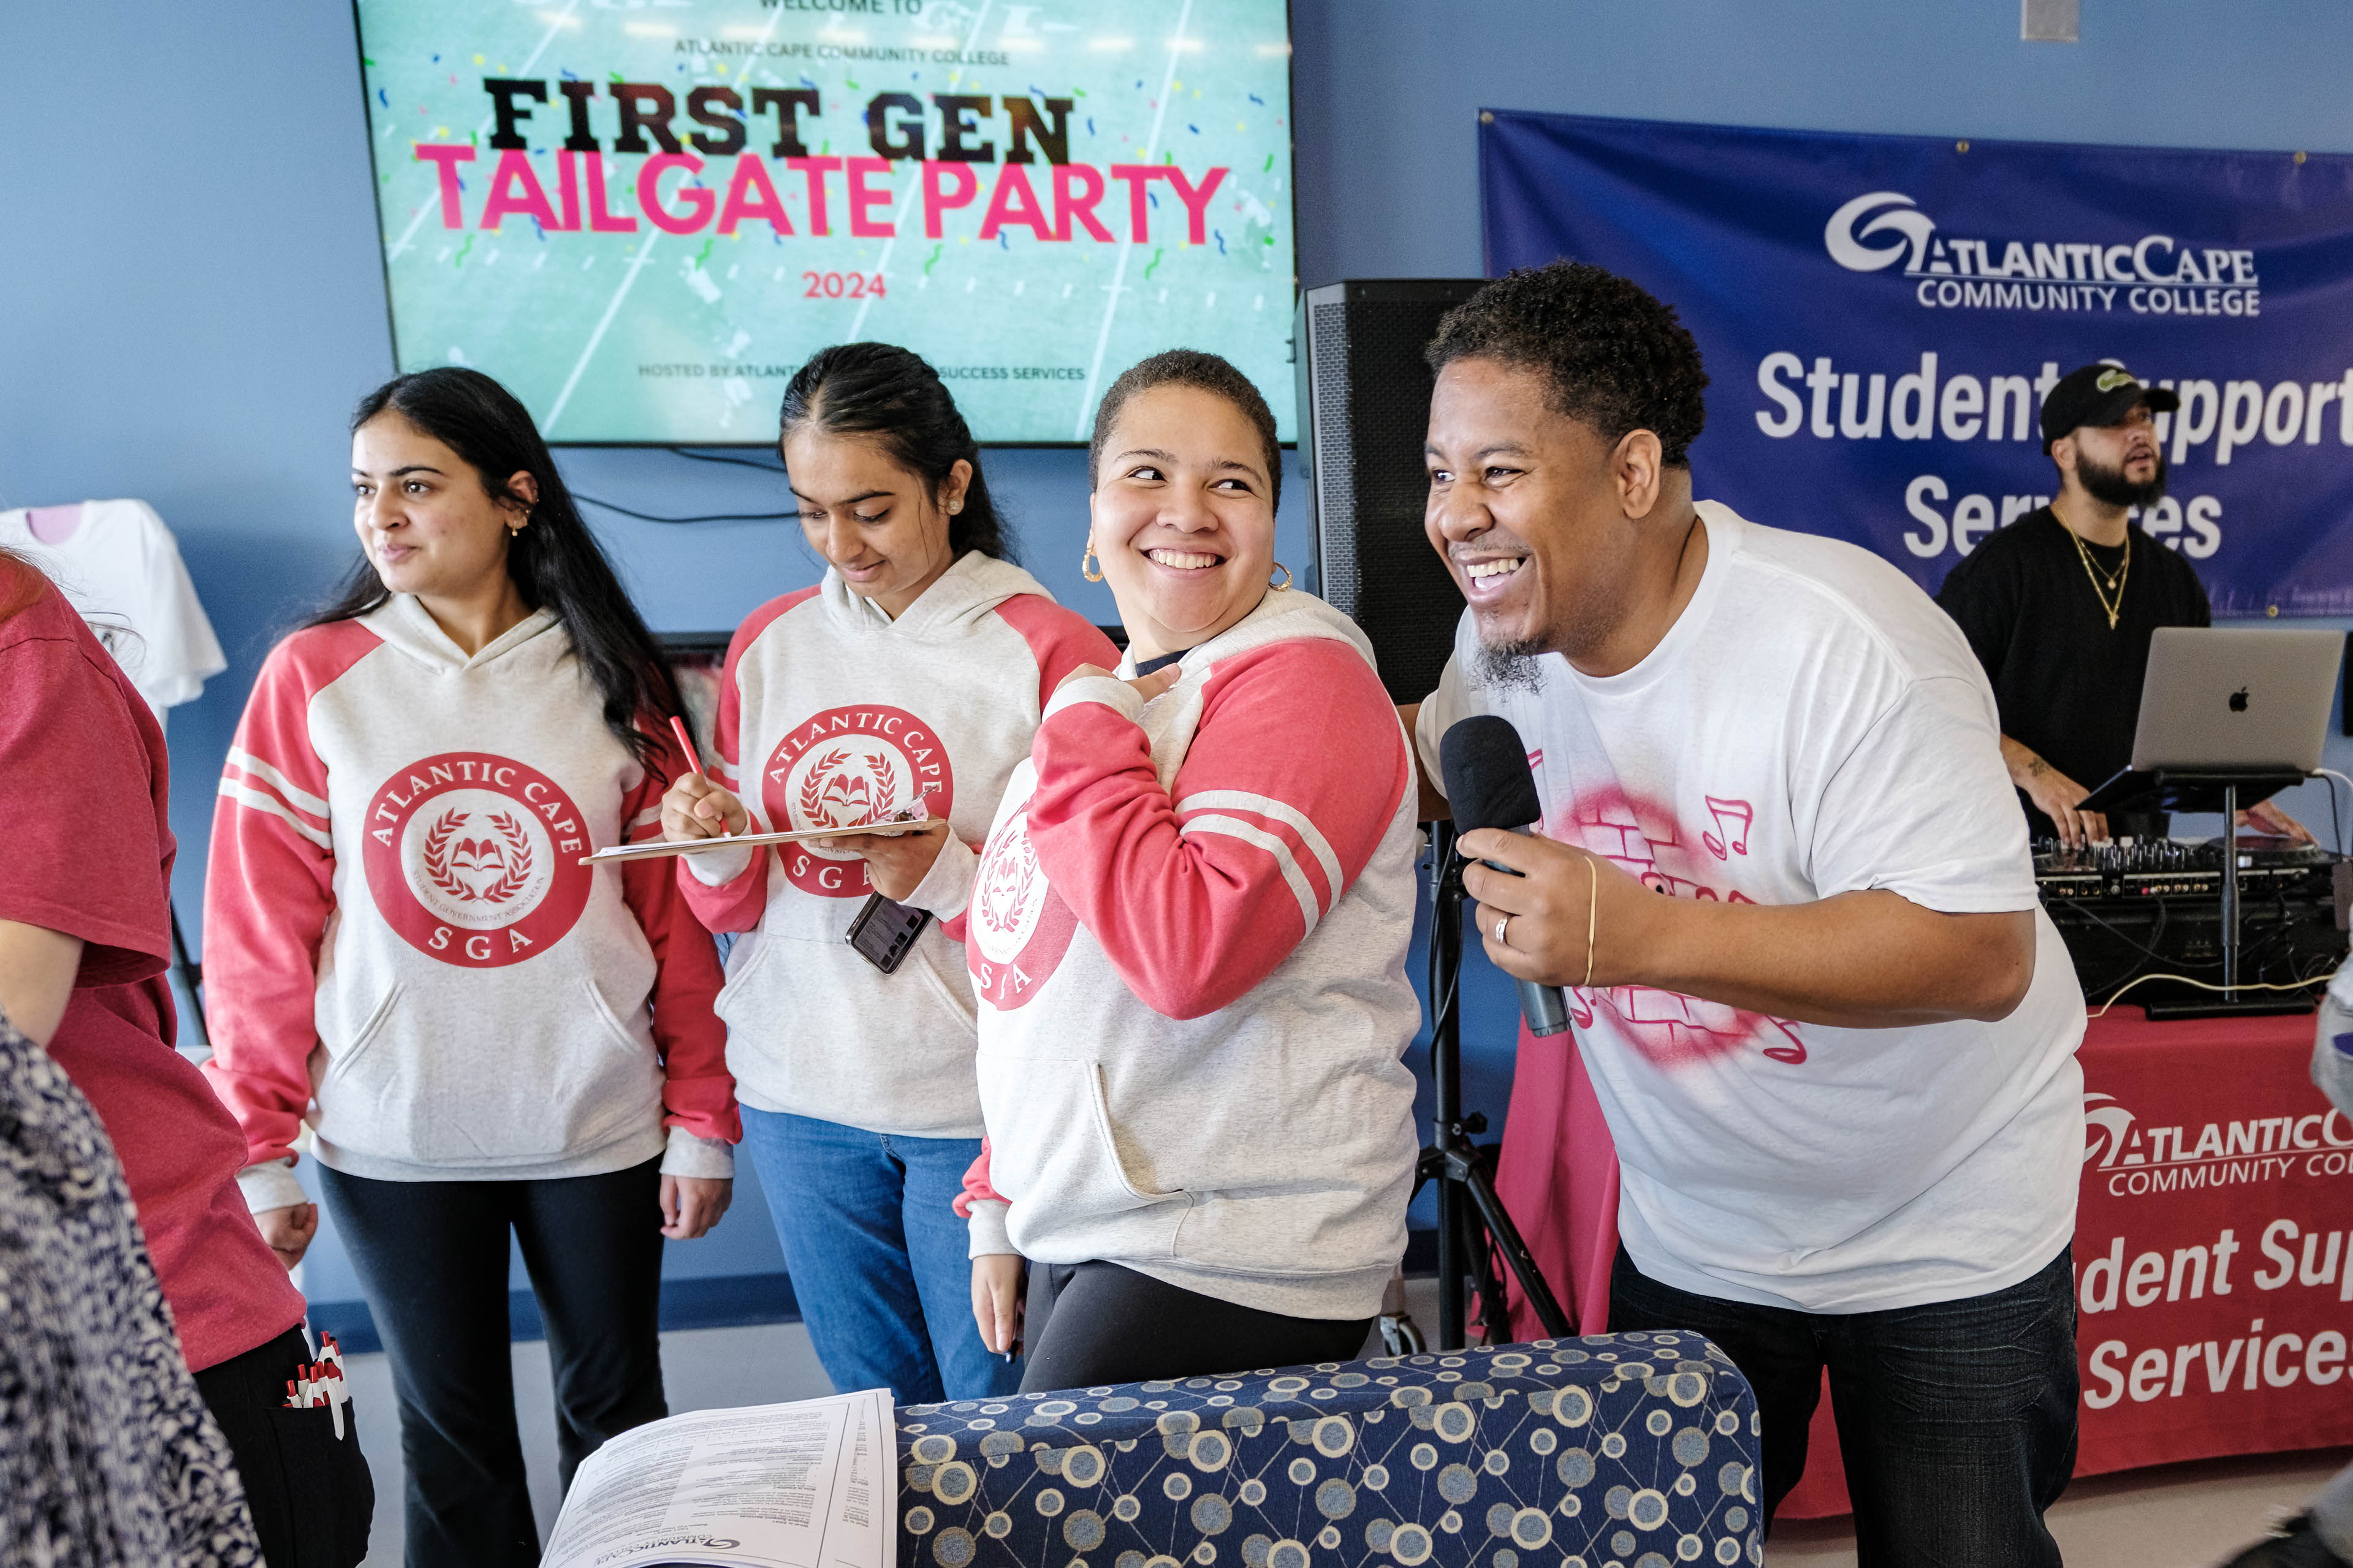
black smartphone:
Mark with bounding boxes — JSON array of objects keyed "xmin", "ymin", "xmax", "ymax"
[{"xmin": 846, "ymin": 893, "xmax": 932, "ymax": 974}]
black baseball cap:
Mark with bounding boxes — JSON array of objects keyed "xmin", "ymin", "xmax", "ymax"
[{"xmin": 2041, "ymin": 363, "xmax": 2180, "ymax": 453}]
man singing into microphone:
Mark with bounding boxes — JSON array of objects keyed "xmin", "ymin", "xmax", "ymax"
[{"xmin": 1407, "ymin": 261, "xmax": 2088, "ymax": 1564}]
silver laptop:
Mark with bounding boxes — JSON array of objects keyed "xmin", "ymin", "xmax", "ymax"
[{"xmin": 2130, "ymin": 627, "xmax": 2344, "ymax": 771}]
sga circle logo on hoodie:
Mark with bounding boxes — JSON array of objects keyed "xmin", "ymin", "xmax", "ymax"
[
  {"xmin": 362, "ymin": 752, "xmax": 593, "ymax": 968},
  {"xmin": 761, "ymin": 704, "xmax": 955, "ymax": 898},
  {"xmin": 968, "ymin": 803, "xmax": 1077, "ymax": 1010}
]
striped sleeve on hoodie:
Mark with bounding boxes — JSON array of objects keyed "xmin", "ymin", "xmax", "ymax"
[
  {"xmin": 1025, "ymin": 637, "xmax": 1412, "ymax": 1022},
  {"xmin": 676, "ymin": 586, "xmax": 818, "ymax": 928},
  {"xmin": 911, "ymin": 597, "xmax": 1121, "ymax": 942},
  {"xmin": 202, "ymin": 621, "xmax": 380, "ymax": 1207},
  {"xmin": 619, "ymin": 724, "xmax": 741, "ymax": 1169},
  {"xmin": 994, "ymin": 594, "xmax": 1121, "ymax": 710}
]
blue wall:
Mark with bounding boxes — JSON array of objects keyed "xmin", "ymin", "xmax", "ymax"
[{"xmin": 7, "ymin": 0, "xmax": 2353, "ymax": 1314}]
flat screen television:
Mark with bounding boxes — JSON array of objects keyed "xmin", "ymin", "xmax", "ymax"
[{"xmin": 353, "ymin": 0, "xmax": 1299, "ymax": 445}]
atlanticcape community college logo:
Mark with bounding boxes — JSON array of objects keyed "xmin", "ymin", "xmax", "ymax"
[
  {"xmin": 2084, "ymin": 1089, "xmax": 2353, "ymax": 1196},
  {"xmin": 362, "ymin": 752, "xmax": 593, "ymax": 967},
  {"xmin": 762, "ymin": 704, "xmax": 953, "ymax": 898},
  {"xmin": 1825, "ymin": 190, "xmax": 2263, "ymax": 316},
  {"xmin": 1824, "ymin": 191, "xmax": 1937, "ymax": 273}
]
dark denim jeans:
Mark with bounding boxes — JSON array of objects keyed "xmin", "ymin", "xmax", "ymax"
[
  {"xmin": 1610, "ymin": 1245, "xmax": 2079, "ymax": 1567},
  {"xmin": 737, "ymin": 1107, "xmax": 1023, "ymax": 1406}
]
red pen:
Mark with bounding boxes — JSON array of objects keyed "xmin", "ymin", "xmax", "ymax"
[
  {"xmin": 667, "ymin": 714, "xmax": 702, "ymax": 777},
  {"xmin": 669, "ymin": 714, "xmax": 739, "ymax": 837}
]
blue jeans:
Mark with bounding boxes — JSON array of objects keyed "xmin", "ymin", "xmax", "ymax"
[
  {"xmin": 738, "ymin": 1108, "xmax": 1021, "ymax": 1404},
  {"xmin": 1610, "ymin": 1245, "xmax": 2078, "ymax": 1567}
]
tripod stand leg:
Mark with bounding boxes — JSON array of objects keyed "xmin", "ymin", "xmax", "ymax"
[
  {"xmin": 1427, "ymin": 824, "xmax": 1469, "ymax": 1350},
  {"xmin": 1460, "ymin": 1157, "xmax": 1573, "ymax": 1339},
  {"xmin": 1435, "ymin": 1158, "xmax": 1464, "ymax": 1348},
  {"xmin": 169, "ymin": 903, "xmax": 211, "ymax": 1056},
  {"xmin": 1459, "ymin": 1195, "xmax": 1513, "ymax": 1348}
]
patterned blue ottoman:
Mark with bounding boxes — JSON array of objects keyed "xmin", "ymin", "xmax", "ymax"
[{"xmin": 895, "ymin": 1335, "xmax": 1763, "ymax": 1568}]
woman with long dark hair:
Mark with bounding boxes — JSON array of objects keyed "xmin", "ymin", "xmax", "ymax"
[
  {"xmin": 202, "ymin": 367, "xmax": 739, "ymax": 1565},
  {"xmin": 661, "ymin": 341, "xmax": 1114, "ymax": 1403}
]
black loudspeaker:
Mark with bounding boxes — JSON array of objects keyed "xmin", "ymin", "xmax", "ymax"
[{"xmin": 1293, "ymin": 279, "xmax": 1486, "ymax": 705}]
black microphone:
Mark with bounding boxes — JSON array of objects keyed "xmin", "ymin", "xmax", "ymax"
[{"xmin": 1439, "ymin": 714, "xmax": 1571, "ymax": 1037}]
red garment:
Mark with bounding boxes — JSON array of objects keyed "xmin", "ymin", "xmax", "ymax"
[
  {"xmin": 1024, "ymin": 638, "xmax": 1410, "ymax": 1017},
  {"xmin": 0, "ymin": 569, "xmax": 304, "ymax": 1371}
]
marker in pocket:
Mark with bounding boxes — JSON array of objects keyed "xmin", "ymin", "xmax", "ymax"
[{"xmin": 283, "ymin": 1331, "xmax": 353, "ymax": 1439}]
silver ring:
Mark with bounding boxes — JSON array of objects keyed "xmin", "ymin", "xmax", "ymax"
[{"xmin": 1494, "ymin": 914, "xmax": 1512, "ymax": 946}]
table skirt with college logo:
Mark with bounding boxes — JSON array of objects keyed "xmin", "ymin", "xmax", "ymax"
[{"xmin": 1491, "ymin": 1004, "xmax": 2353, "ymax": 1520}]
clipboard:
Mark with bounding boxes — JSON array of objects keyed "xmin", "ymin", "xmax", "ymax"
[{"xmin": 579, "ymin": 818, "xmax": 947, "ymax": 866}]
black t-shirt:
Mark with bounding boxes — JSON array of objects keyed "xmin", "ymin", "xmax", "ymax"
[{"xmin": 1936, "ymin": 506, "xmax": 2211, "ymax": 838}]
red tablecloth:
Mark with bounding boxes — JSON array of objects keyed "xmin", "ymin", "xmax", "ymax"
[{"xmin": 1494, "ymin": 1004, "xmax": 2353, "ymax": 1520}]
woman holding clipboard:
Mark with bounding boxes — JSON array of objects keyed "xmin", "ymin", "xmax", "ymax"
[
  {"xmin": 661, "ymin": 342, "xmax": 1113, "ymax": 1404},
  {"xmin": 202, "ymin": 368, "xmax": 739, "ymax": 1566}
]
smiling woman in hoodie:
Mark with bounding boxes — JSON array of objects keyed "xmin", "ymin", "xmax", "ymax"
[
  {"xmin": 201, "ymin": 368, "xmax": 739, "ymax": 1567},
  {"xmin": 660, "ymin": 343, "xmax": 1115, "ymax": 1406},
  {"xmin": 957, "ymin": 350, "xmax": 1423, "ymax": 1392}
]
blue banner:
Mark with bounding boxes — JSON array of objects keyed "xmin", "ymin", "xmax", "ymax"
[{"xmin": 1480, "ymin": 112, "xmax": 2353, "ymax": 616}]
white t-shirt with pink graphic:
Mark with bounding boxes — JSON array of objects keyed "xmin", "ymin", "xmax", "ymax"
[{"xmin": 1418, "ymin": 501, "xmax": 2086, "ymax": 1314}]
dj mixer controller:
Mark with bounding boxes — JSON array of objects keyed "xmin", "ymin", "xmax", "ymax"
[{"xmin": 2033, "ymin": 838, "xmax": 2349, "ymax": 1008}]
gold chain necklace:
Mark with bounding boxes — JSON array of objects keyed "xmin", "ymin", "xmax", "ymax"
[{"xmin": 2066, "ymin": 522, "xmax": 2131, "ymax": 631}]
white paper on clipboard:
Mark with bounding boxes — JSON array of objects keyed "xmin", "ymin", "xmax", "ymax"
[
  {"xmin": 580, "ymin": 817, "xmax": 946, "ymax": 866},
  {"xmin": 538, "ymin": 1387, "xmax": 896, "ymax": 1568}
]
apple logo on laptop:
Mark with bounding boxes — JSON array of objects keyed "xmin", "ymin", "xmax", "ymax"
[{"xmin": 2230, "ymin": 687, "xmax": 2250, "ymax": 713}]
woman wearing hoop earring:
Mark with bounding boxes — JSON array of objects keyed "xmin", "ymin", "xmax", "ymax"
[
  {"xmin": 1092, "ymin": 544, "xmax": 1287, "ymax": 591},
  {"xmin": 957, "ymin": 350, "xmax": 1422, "ymax": 1390}
]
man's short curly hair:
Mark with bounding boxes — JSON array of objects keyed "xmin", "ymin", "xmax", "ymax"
[{"xmin": 1425, "ymin": 261, "xmax": 1709, "ymax": 468}]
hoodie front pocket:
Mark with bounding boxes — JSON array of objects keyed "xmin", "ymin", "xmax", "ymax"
[
  {"xmin": 549, "ymin": 978, "xmax": 667, "ymax": 1153},
  {"xmin": 978, "ymin": 1053, "xmax": 1182, "ymax": 1213},
  {"xmin": 1082, "ymin": 1063, "xmax": 1182, "ymax": 1205},
  {"xmin": 314, "ymin": 975, "xmax": 660, "ymax": 1165},
  {"xmin": 907, "ymin": 927, "xmax": 976, "ymax": 1031},
  {"xmin": 319, "ymin": 982, "xmax": 403, "ymax": 1086},
  {"xmin": 712, "ymin": 930, "xmax": 775, "ymax": 1025}
]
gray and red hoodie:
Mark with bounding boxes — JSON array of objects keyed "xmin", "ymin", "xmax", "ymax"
[
  {"xmin": 202, "ymin": 596, "xmax": 737, "ymax": 1212},
  {"xmin": 957, "ymin": 588, "xmax": 1423, "ymax": 1321},
  {"xmin": 677, "ymin": 551, "xmax": 1116, "ymax": 1137}
]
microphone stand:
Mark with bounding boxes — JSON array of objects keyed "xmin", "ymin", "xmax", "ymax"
[{"xmin": 1416, "ymin": 822, "xmax": 1573, "ymax": 1349}]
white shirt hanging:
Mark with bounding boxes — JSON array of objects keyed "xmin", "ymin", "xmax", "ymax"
[{"xmin": 0, "ymin": 499, "xmax": 227, "ymax": 724}]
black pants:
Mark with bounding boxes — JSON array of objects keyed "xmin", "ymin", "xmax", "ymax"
[
  {"xmin": 1610, "ymin": 1245, "xmax": 2079, "ymax": 1567},
  {"xmin": 195, "ymin": 1327, "xmax": 376, "ymax": 1567},
  {"xmin": 1019, "ymin": 1260, "xmax": 1370, "ymax": 1393},
  {"xmin": 318, "ymin": 1159, "xmax": 668, "ymax": 1568}
]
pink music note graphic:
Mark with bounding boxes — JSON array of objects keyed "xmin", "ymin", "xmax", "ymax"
[
  {"xmin": 1760, "ymin": 1017, "xmax": 1808, "ymax": 1065},
  {"xmin": 1700, "ymin": 795, "xmax": 1753, "ymax": 860}
]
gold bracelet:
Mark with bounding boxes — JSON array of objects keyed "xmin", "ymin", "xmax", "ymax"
[{"xmin": 1583, "ymin": 857, "xmax": 1597, "ymax": 990}]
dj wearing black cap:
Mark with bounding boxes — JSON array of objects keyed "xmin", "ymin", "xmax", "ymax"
[{"xmin": 1937, "ymin": 362, "xmax": 2309, "ymax": 849}]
